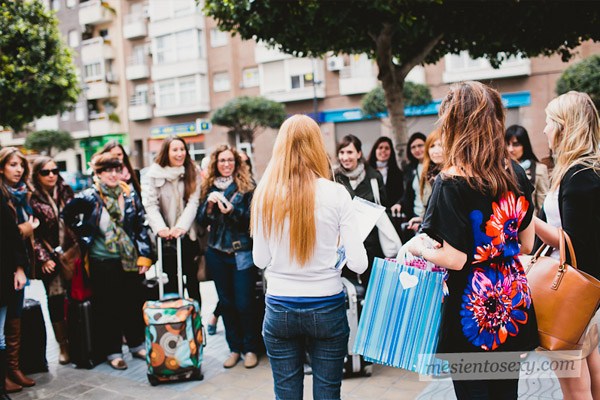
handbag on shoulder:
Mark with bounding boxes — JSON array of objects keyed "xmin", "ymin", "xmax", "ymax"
[
  {"xmin": 43, "ymin": 239, "xmax": 81, "ymax": 281},
  {"xmin": 523, "ymin": 229, "xmax": 600, "ymax": 351}
]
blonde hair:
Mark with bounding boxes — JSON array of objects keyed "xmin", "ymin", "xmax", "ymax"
[
  {"xmin": 201, "ymin": 144, "xmax": 254, "ymax": 199},
  {"xmin": 545, "ymin": 91, "xmax": 600, "ymax": 190},
  {"xmin": 251, "ymin": 115, "xmax": 332, "ymax": 266},
  {"xmin": 439, "ymin": 81, "xmax": 518, "ymax": 197}
]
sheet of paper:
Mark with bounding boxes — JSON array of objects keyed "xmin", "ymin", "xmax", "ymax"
[{"xmin": 336, "ymin": 197, "xmax": 386, "ymax": 269}]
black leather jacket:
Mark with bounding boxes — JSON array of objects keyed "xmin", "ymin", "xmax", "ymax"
[
  {"xmin": 62, "ymin": 184, "xmax": 155, "ymax": 263},
  {"xmin": 197, "ymin": 182, "xmax": 253, "ymax": 254}
]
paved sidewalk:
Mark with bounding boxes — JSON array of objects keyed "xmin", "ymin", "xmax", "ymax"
[{"xmin": 12, "ymin": 281, "xmax": 564, "ymax": 399}]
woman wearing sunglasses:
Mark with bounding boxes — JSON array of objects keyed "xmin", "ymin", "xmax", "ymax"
[
  {"xmin": 30, "ymin": 157, "xmax": 77, "ymax": 366},
  {"xmin": 63, "ymin": 153, "xmax": 154, "ymax": 370}
]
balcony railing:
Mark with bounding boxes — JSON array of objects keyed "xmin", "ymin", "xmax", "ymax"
[{"xmin": 79, "ymin": 0, "xmax": 114, "ymax": 26}]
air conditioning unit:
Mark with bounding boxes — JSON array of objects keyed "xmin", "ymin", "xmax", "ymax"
[{"xmin": 327, "ymin": 56, "xmax": 344, "ymax": 72}]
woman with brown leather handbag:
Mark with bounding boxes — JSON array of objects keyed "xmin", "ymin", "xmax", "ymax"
[
  {"xmin": 30, "ymin": 156, "xmax": 79, "ymax": 366},
  {"xmin": 534, "ymin": 91, "xmax": 600, "ymax": 399}
]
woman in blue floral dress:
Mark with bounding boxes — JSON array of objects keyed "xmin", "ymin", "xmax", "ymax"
[{"xmin": 408, "ymin": 81, "xmax": 537, "ymax": 400}]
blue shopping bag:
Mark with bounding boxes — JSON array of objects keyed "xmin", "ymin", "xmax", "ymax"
[{"xmin": 352, "ymin": 257, "xmax": 446, "ymax": 375}]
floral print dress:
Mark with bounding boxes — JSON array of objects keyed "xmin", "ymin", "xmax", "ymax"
[{"xmin": 421, "ymin": 162, "xmax": 539, "ymax": 354}]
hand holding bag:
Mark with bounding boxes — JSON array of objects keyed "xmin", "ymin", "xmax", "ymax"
[
  {"xmin": 42, "ymin": 239, "xmax": 81, "ymax": 281},
  {"xmin": 370, "ymin": 179, "xmax": 402, "ymax": 257},
  {"xmin": 523, "ymin": 229, "xmax": 600, "ymax": 351}
]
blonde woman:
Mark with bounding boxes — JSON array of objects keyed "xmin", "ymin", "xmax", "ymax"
[
  {"xmin": 252, "ymin": 115, "xmax": 368, "ymax": 399},
  {"xmin": 534, "ymin": 91, "xmax": 600, "ymax": 400},
  {"xmin": 197, "ymin": 144, "xmax": 258, "ymax": 368}
]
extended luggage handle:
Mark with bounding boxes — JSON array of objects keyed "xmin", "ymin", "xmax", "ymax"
[{"xmin": 156, "ymin": 237, "xmax": 184, "ymax": 300}]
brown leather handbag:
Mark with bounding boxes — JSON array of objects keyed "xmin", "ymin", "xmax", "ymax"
[{"xmin": 523, "ymin": 229, "xmax": 600, "ymax": 351}]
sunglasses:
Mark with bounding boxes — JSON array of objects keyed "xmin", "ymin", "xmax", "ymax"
[{"xmin": 39, "ymin": 168, "xmax": 59, "ymax": 177}]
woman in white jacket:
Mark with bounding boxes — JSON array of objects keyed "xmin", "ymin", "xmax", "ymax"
[
  {"xmin": 142, "ymin": 136, "xmax": 202, "ymax": 303},
  {"xmin": 252, "ymin": 115, "xmax": 368, "ymax": 399}
]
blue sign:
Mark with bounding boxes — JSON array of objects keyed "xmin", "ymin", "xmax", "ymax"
[
  {"xmin": 322, "ymin": 91, "xmax": 531, "ymax": 123},
  {"xmin": 150, "ymin": 122, "xmax": 197, "ymax": 138}
]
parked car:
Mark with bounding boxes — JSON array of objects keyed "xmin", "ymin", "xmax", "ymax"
[{"xmin": 60, "ymin": 171, "xmax": 92, "ymax": 192}]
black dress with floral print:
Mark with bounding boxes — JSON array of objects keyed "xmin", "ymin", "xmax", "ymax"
[{"xmin": 422, "ymin": 161, "xmax": 539, "ymax": 354}]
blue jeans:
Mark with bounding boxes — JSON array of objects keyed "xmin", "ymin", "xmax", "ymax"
[
  {"xmin": 0, "ymin": 306, "xmax": 7, "ymax": 349},
  {"xmin": 263, "ymin": 299, "xmax": 349, "ymax": 400},
  {"xmin": 205, "ymin": 247, "xmax": 259, "ymax": 353}
]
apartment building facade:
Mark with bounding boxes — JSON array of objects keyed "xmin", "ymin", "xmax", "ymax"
[{"xmin": 3, "ymin": 0, "xmax": 598, "ymax": 177}]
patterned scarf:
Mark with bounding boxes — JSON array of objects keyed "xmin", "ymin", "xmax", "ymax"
[
  {"xmin": 98, "ymin": 183, "xmax": 138, "ymax": 272},
  {"xmin": 214, "ymin": 176, "xmax": 234, "ymax": 190},
  {"xmin": 337, "ymin": 162, "xmax": 366, "ymax": 190},
  {"xmin": 6, "ymin": 182, "xmax": 32, "ymax": 223}
]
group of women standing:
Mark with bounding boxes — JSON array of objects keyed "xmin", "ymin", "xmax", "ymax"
[{"xmin": 253, "ymin": 85, "xmax": 600, "ymax": 400}]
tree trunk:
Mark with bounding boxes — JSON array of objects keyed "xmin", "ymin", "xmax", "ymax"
[{"xmin": 373, "ymin": 25, "xmax": 443, "ymax": 163}]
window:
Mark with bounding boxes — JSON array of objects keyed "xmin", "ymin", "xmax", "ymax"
[
  {"xmin": 75, "ymin": 102, "xmax": 85, "ymax": 121},
  {"xmin": 131, "ymin": 85, "xmax": 149, "ymax": 106},
  {"xmin": 66, "ymin": 0, "xmax": 76, "ymax": 8},
  {"xmin": 52, "ymin": 0, "xmax": 60, "ymax": 11},
  {"xmin": 210, "ymin": 27, "xmax": 228, "ymax": 47},
  {"xmin": 443, "ymin": 51, "xmax": 531, "ymax": 83},
  {"xmin": 131, "ymin": 45, "xmax": 146, "ymax": 65},
  {"xmin": 213, "ymin": 72, "xmax": 230, "ymax": 92},
  {"xmin": 155, "ymin": 76, "xmax": 201, "ymax": 109},
  {"xmin": 68, "ymin": 30, "xmax": 79, "ymax": 48},
  {"xmin": 290, "ymin": 73, "xmax": 314, "ymax": 90},
  {"xmin": 84, "ymin": 62, "xmax": 103, "ymax": 80},
  {"xmin": 242, "ymin": 67, "xmax": 259, "ymax": 88},
  {"xmin": 176, "ymin": 30, "xmax": 195, "ymax": 62},
  {"xmin": 157, "ymin": 80, "xmax": 176, "ymax": 108},
  {"xmin": 179, "ymin": 76, "xmax": 197, "ymax": 105},
  {"xmin": 61, "ymin": 110, "xmax": 70, "ymax": 121},
  {"xmin": 188, "ymin": 143, "xmax": 206, "ymax": 162},
  {"xmin": 154, "ymin": 30, "xmax": 201, "ymax": 64}
]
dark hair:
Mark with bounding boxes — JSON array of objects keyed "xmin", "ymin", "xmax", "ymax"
[
  {"xmin": 367, "ymin": 136, "xmax": 401, "ymax": 174},
  {"xmin": 439, "ymin": 81, "xmax": 518, "ymax": 197},
  {"xmin": 406, "ymin": 132, "xmax": 427, "ymax": 165},
  {"xmin": 31, "ymin": 156, "xmax": 66, "ymax": 193},
  {"xmin": 336, "ymin": 134, "xmax": 363, "ymax": 155},
  {"xmin": 505, "ymin": 125, "xmax": 539, "ymax": 162},
  {"xmin": 155, "ymin": 136, "xmax": 197, "ymax": 202},
  {"xmin": 99, "ymin": 141, "xmax": 142, "ymax": 194},
  {"xmin": 92, "ymin": 153, "xmax": 123, "ymax": 174},
  {"xmin": 0, "ymin": 147, "xmax": 33, "ymax": 199}
]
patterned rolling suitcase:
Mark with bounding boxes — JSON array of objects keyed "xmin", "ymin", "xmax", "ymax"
[{"xmin": 143, "ymin": 237, "xmax": 205, "ymax": 386}]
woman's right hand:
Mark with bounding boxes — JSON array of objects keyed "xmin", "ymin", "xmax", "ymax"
[
  {"xmin": 390, "ymin": 204, "xmax": 402, "ymax": 218},
  {"xmin": 14, "ymin": 267, "xmax": 26, "ymax": 291},
  {"xmin": 42, "ymin": 260, "xmax": 56, "ymax": 274},
  {"xmin": 157, "ymin": 228, "xmax": 171, "ymax": 239}
]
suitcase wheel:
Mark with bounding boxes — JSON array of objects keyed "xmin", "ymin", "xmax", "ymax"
[
  {"xmin": 147, "ymin": 374, "xmax": 160, "ymax": 386},
  {"xmin": 191, "ymin": 368, "xmax": 203, "ymax": 381}
]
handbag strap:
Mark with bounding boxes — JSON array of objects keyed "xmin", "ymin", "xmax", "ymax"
[
  {"xmin": 370, "ymin": 179, "xmax": 381, "ymax": 205},
  {"xmin": 527, "ymin": 228, "xmax": 578, "ymax": 273},
  {"xmin": 561, "ymin": 229, "xmax": 578, "ymax": 269}
]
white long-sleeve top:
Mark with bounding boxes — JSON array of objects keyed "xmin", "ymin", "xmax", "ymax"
[
  {"xmin": 253, "ymin": 178, "xmax": 368, "ymax": 297},
  {"xmin": 141, "ymin": 163, "xmax": 201, "ymax": 241}
]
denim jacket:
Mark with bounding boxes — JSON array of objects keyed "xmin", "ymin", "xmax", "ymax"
[
  {"xmin": 61, "ymin": 183, "xmax": 155, "ymax": 266},
  {"xmin": 197, "ymin": 182, "xmax": 253, "ymax": 254}
]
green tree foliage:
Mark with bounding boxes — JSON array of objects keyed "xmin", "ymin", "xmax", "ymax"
[
  {"xmin": 556, "ymin": 54, "xmax": 600, "ymax": 109},
  {"xmin": 362, "ymin": 83, "xmax": 432, "ymax": 117},
  {"xmin": 204, "ymin": 0, "xmax": 599, "ymax": 157},
  {"xmin": 24, "ymin": 130, "xmax": 75, "ymax": 156},
  {"xmin": 0, "ymin": 0, "xmax": 80, "ymax": 131},
  {"xmin": 211, "ymin": 96, "xmax": 287, "ymax": 144}
]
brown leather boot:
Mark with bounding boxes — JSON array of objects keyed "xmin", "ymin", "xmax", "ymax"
[
  {"xmin": 52, "ymin": 322, "xmax": 70, "ymax": 365},
  {"xmin": 5, "ymin": 318, "xmax": 35, "ymax": 387},
  {"xmin": 5, "ymin": 377, "xmax": 22, "ymax": 393}
]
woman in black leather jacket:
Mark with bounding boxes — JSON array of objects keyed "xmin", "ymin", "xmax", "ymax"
[
  {"xmin": 62, "ymin": 154, "xmax": 154, "ymax": 371},
  {"xmin": 197, "ymin": 144, "xmax": 258, "ymax": 369}
]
